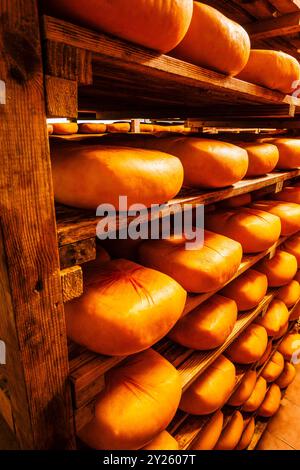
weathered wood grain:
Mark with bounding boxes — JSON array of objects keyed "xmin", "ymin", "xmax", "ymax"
[
  {"xmin": 0, "ymin": 0, "xmax": 74, "ymax": 449},
  {"xmin": 45, "ymin": 75, "xmax": 77, "ymax": 118},
  {"xmin": 60, "ymin": 266, "xmax": 83, "ymax": 303}
]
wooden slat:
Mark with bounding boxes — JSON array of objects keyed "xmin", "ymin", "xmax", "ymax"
[
  {"xmin": 45, "ymin": 75, "xmax": 78, "ymax": 118},
  {"xmin": 42, "ymin": 15, "xmax": 300, "ymax": 112},
  {"xmin": 56, "ymin": 170, "xmax": 300, "ymax": 247},
  {"xmin": 246, "ymin": 12, "xmax": 300, "ymax": 40},
  {"xmin": 268, "ymin": 0, "xmax": 300, "ymax": 13},
  {"xmin": 248, "ymin": 419, "xmax": 269, "ymax": 450},
  {"xmin": 59, "ymin": 237, "xmax": 96, "ymax": 269},
  {"xmin": 60, "ymin": 266, "xmax": 83, "ymax": 303},
  {"xmin": 0, "ymin": 369, "xmax": 14, "ymax": 432}
]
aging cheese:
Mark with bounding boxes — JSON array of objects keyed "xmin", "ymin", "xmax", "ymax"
[
  {"xmin": 226, "ymin": 324, "xmax": 268, "ymax": 364},
  {"xmin": 256, "ymin": 251, "xmax": 298, "ymax": 287},
  {"xmin": 221, "ymin": 269, "xmax": 268, "ymax": 311}
]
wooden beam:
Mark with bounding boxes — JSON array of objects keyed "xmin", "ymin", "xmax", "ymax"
[
  {"xmin": 268, "ymin": 0, "xmax": 300, "ymax": 13},
  {"xmin": 0, "ymin": 0, "xmax": 74, "ymax": 449},
  {"xmin": 246, "ymin": 12, "xmax": 300, "ymax": 40}
]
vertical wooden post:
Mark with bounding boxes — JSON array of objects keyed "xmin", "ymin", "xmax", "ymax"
[{"xmin": 0, "ymin": 0, "xmax": 74, "ymax": 449}]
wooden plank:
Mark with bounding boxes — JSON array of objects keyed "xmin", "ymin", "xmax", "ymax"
[
  {"xmin": 246, "ymin": 12, "xmax": 300, "ymax": 40},
  {"xmin": 248, "ymin": 419, "xmax": 269, "ymax": 449},
  {"xmin": 45, "ymin": 75, "xmax": 78, "ymax": 118},
  {"xmin": 59, "ymin": 238, "xmax": 96, "ymax": 269},
  {"xmin": 56, "ymin": 170, "xmax": 300, "ymax": 247},
  {"xmin": 268, "ymin": 0, "xmax": 300, "ymax": 13},
  {"xmin": 45, "ymin": 40, "xmax": 93, "ymax": 85},
  {"xmin": 0, "ymin": 370, "xmax": 14, "ymax": 432},
  {"xmin": 60, "ymin": 266, "xmax": 83, "ymax": 303},
  {"xmin": 0, "ymin": 0, "xmax": 74, "ymax": 449},
  {"xmin": 42, "ymin": 16, "xmax": 300, "ymax": 107}
]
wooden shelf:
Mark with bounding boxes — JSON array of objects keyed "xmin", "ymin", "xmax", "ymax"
[
  {"xmin": 56, "ymin": 169, "xmax": 300, "ymax": 268},
  {"xmin": 42, "ymin": 15, "xmax": 300, "ymax": 121}
]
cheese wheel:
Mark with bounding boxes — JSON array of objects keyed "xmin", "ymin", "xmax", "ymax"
[
  {"xmin": 261, "ymin": 351, "xmax": 285, "ymax": 382},
  {"xmin": 227, "ymin": 370, "xmax": 257, "ymax": 406},
  {"xmin": 214, "ymin": 411, "xmax": 244, "ymax": 450},
  {"xmin": 47, "ymin": 124, "xmax": 53, "ymax": 135},
  {"xmin": 273, "ymin": 322, "xmax": 289, "ymax": 340},
  {"xmin": 278, "ymin": 333, "xmax": 300, "ymax": 361},
  {"xmin": 271, "ymin": 138, "xmax": 300, "ymax": 169},
  {"xmin": 236, "ymin": 417, "xmax": 255, "ymax": 450},
  {"xmin": 237, "ymin": 142, "xmax": 279, "ymax": 177},
  {"xmin": 237, "ymin": 50, "xmax": 300, "ymax": 94},
  {"xmin": 258, "ymin": 384, "xmax": 281, "ymax": 417},
  {"xmin": 142, "ymin": 431, "xmax": 179, "ymax": 450},
  {"xmin": 107, "ymin": 123, "xmax": 130, "ymax": 133},
  {"xmin": 256, "ymin": 250, "xmax": 298, "ymax": 287},
  {"xmin": 191, "ymin": 411, "xmax": 224, "ymax": 450},
  {"xmin": 220, "ymin": 193, "xmax": 252, "ymax": 209},
  {"xmin": 255, "ymin": 299, "xmax": 290, "ymax": 337},
  {"xmin": 257, "ymin": 339, "xmax": 273, "ymax": 366},
  {"xmin": 65, "ymin": 259, "xmax": 187, "ymax": 356},
  {"xmin": 152, "ymin": 125, "xmax": 171, "ymax": 133},
  {"xmin": 277, "ymin": 280, "xmax": 300, "ymax": 308},
  {"xmin": 140, "ymin": 124, "xmax": 154, "ymax": 133},
  {"xmin": 143, "ymin": 137, "xmax": 249, "ymax": 189},
  {"xmin": 51, "ymin": 143, "xmax": 184, "ymax": 210},
  {"xmin": 221, "ymin": 269, "xmax": 268, "ymax": 311},
  {"xmin": 52, "ymin": 122, "xmax": 78, "ymax": 135},
  {"xmin": 242, "ymin": 376, "xmax": 267, "ymax": 412},
  {"xmin": 78, "ymin": 349, "xmax": 182, "ymax": 450},
  {"xmin": 276, "ymin": 362, "xmax": 296, "ymax": 389},
  {"xmin": 226, "ymin": 324, "xmax": 268, "ymax": 364},
  {"xmin": 289, "ymin": 302, "xmax": 300, "ymax": 321},
  {"xmin": 45, "ymin": 0, "xmax": 193, "ymax": 53},
  {"xmin": 78, "ymin": 123, "xmax": 107, "ymax": 134},
  {"xmin": 281, "ymin": 234, "xmax": 300, "ymax": 267},
  {"xmin": 273, "ymin": 186, "xmax": 300, "ymax": 204},
  {"xmin": 168, "ymin": 295, "xmax": 237, "ymax": 350},
  {"xmin": 179, "ymin": 355, "xmax": 236, "ymax": 415},
  {"xmin": 250, "ymin": 200, "xmax": 300, "ymax": 236},
  {"xmin": 138, "ymin": 230, "xmax": 243, "ymax": 293},
  {"xmin": 205, "ymin": 208, "xmax": 281, "ymax": 253},
  {"xmin": 171, "ymin": 2, "xmax": 250, "ymax": 76},
  {"xmin": 169, "ymin": 125, "xmax": 185, "ymax": 133}
]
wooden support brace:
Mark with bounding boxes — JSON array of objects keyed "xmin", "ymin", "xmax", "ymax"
[
  {"xmin": 246, "ymin": 12, "xmax": 300, "ymax": 40},
  {"xmin": 60, "ymin": 266, "xmax": 83, "ymax": 303},
  {"xmin": 45, "ymin": 75, "xmax": 78, "ymax": 118}
]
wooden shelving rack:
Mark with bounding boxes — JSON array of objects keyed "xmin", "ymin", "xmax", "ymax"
[{"xmin": 1, "ymin": 0, "xmax": 300, "ymax": 450}]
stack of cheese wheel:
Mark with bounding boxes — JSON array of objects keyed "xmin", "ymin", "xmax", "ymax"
[
  {"xmin": 168, "ymin": 295, "xmax": 238, "ymax": 350},
  {"xmin": 242, "ymin": 376, "xmax": 267, "ymax": 412},
  {"xmin": 214, "ymin": 411, "xmax": 244, "ymax": 450},
  {"xmin": 257, "ymin": 384, "xmax": 282, "ymax": 417},
  {"xmin": 237, "ymin": 50, "xmax": 300, "ymax": 94},
  {"xmin": 171, "ymin": 2, "xmax": 250, "ymax": 75},
  {"xmin": 221, "ymin": 269, "xmax": 268, "ymax": 311},
  {"xmin": 226, "ymin": 324, "xmax": 268, "ymax": 364},
  {"xmin": 281, "ymin": 234, "xmax": 300, "ymax": 267},
  {"xmin": 261, "ymin": 351, "xmax": 285, "ymax": 382},
  {"xmin": 78, "ymin": 349, "xmax": 182, "ymax": 450},
  {"xmin": 255, "ymin": 299, "xmax": 289, "ymax": 337},
  {"xmin": 191, "ymin": 411, "xmax": 224, "ymax": 450},
  {"xmin": 51, "ymin": 142, "xmax": 184, "ymax": 209},
  {"xmin": 269, "ymin": 139, "xmax": 300, "ymax": 169},
  {"xmin": 52, "ymin": 122, "xmax": 78, "ymax": 135},
  {"xmin": 276, "ymin": 362, "xmax": 296, "ymax": 389},
  {"xmin": 250, "ymin": 200, "xmax": 300, "ymax": 236},
  {"xmin": 277, "ymin": 280, "xmax": 300, "ymax": 308},
  {"xmin": 78, "ymin": 123, "xmax": 107, "ymax": 134},
  {"xmin": 256, "ymin": 251, "xmax": 298, "ymax": 287},
  {"xmin": 228, "ymin": 370, "xmax": 257, "ymax": 406},
  {"xmin": 205, "ymin": 207, "xmax": 281, "ymax": 253},
  {"xmin": 236, "ymin": 417, "xmax": 256, "ymax": 450},
  {"xmin": 278, "ymin": 332, "xmax": 300, "ymax": 360},
  {"xmin": 138, "ymin": 230, "xmax": 243, "ymax": 293},
  {"xmin": 273, "ymin": 186, "xmax": 300, "ymax": 204},
  {"xmin": 45, "ymin": 0, "xmax": 194, "ymax": 52},
  {"xmin": 236, "ymin": 142, "xmax": 279, "ymax": 177},
  {"xmin": 179, "ymin": 355, "xmax": 236, "ymax": 415},
  {"xmin": 65, "ymin": 259, "xmax": 187, "ymax": 356},
  {"xmin": 142, "ymin": 431, "xmax": 179, "ymax": 450}
]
